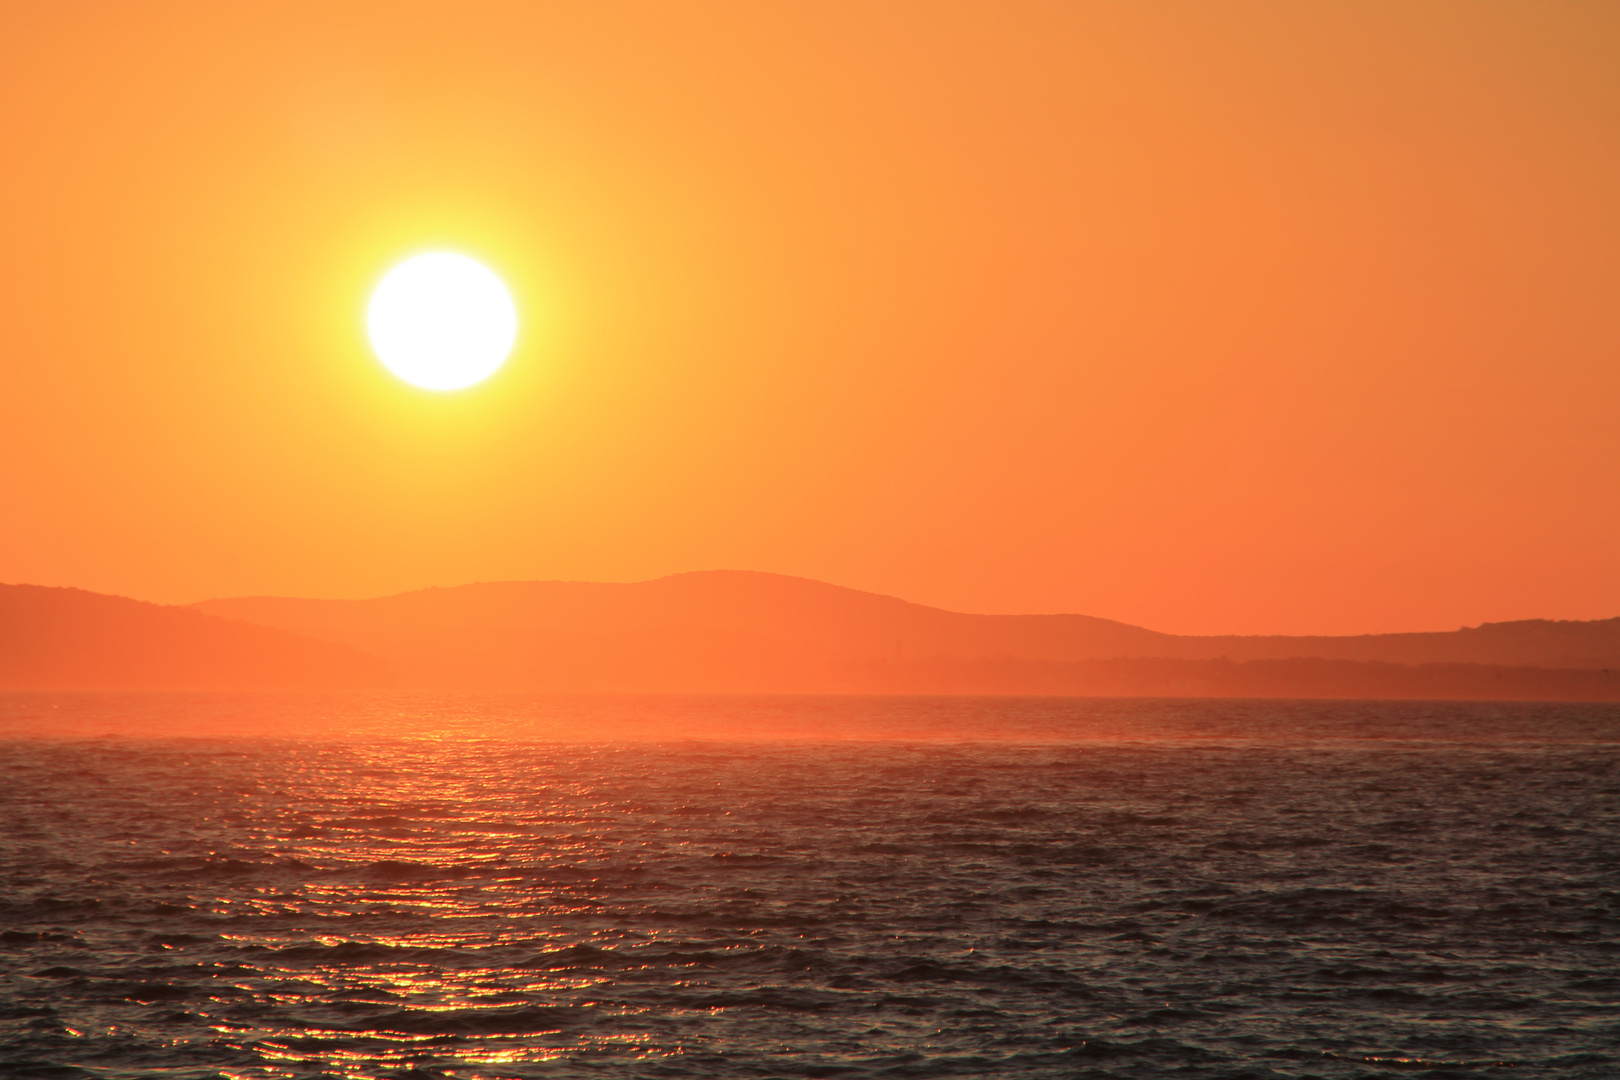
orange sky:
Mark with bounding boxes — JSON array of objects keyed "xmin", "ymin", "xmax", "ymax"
[{"xmin": 1, "ymin": 1, "xmax": 1617, "ymax": 635}]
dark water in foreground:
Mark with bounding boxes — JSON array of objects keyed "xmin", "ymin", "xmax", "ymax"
[{"xmin": 0, "ymin": 696, "xmax": 1617, "ymax": 1079}]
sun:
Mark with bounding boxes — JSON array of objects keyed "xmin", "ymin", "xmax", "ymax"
[{"xmin": 367, "ymin": 252, "xmax": 517, "ymax": 390}]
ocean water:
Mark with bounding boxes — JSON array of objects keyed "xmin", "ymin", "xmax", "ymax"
[{"xmin": 0, "ymin": 695, "xmax": 1616, "ymax": 1080}]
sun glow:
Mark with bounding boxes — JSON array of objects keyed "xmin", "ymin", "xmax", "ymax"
[{"xmin": 367, "ymin": 253, "xmax": 517, "ymax": 390}]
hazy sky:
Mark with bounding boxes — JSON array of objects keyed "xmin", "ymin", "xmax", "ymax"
[{"xmin": 1, "ymin": 1, "xmax": 1617, "ymax": 635}]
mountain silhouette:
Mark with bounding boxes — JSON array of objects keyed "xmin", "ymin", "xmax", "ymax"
[
  {"xmin": 188, "ymin": 570, "xmax": 1620, "ymax": 696},
  {"xmin": 6, "ymin": 573, "xmax": 1616, "ymax": 697},
  {"xmin": 1, "ymin": 583, "xmax": 392, "ymax": 689}
]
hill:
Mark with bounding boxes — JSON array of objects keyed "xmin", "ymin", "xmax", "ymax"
[
  {"xmin": 0, "ymin": 584, "xmax": 393, "ymax": 690},
  {"xmin": 189, "ymin": 571, "xmax": 1620, "ymax": 696}
]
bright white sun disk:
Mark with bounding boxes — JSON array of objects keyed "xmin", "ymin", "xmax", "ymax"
[{"xmin": 367, "ymin": 253, "xmax": 517, "ymax": 390}]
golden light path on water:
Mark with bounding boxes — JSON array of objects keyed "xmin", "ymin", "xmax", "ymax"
[{"xmin": 204, "ymin": 757, "xmax": 676, "ymax": 1076}]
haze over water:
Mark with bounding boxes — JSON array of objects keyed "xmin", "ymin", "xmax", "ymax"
[{"xmin": 1, "ymin": 694, "xmax": 1616, "ymax": 1079}]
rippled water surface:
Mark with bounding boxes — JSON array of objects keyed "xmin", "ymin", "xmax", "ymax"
[{"xmin": 1, "ymin": 694, "xmax": 1617, "ymax": 1079}]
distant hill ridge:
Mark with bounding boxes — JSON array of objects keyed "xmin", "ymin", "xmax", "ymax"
[
  {"xmin": 0, "ymin": 583, "xmax": 391, "ymax": 689},
  {"xmin": 7, "ymin": 572, "xmax": 1619, "ymax": 697},
  {"xmin": 189, "ymin": 570, "xmax": 1620, "ymax": 694}
]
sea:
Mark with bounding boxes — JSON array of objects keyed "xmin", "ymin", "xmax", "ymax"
[{"xmin": 0, "ymin": 693, "xmax": 1616, "ymax": 1080}]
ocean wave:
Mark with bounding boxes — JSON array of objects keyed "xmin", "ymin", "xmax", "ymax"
[{"xmin": 1, "ymin": 698, "xmax": 1617, "ymax": 1078}]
